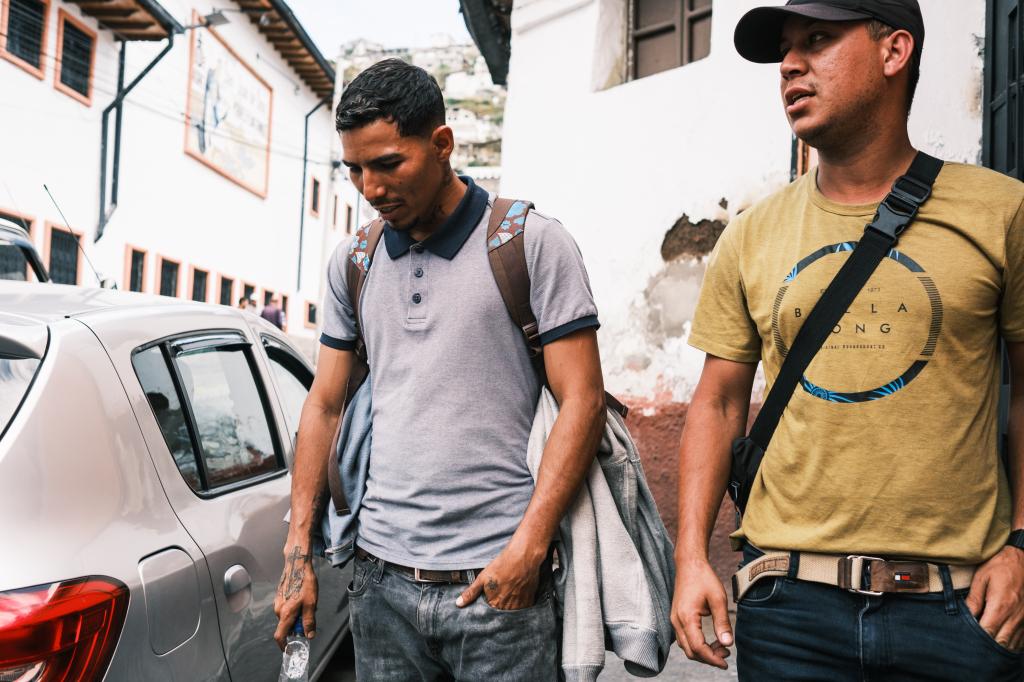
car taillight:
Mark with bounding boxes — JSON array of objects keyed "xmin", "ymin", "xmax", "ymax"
[{"xmin": 0, "ymin": 576, "xmax": 128, "ymax": 682}]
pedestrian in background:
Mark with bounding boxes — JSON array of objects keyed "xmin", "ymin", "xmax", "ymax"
[
  {"xmin": 237, "ymin": 296, "xmax": 249, "ymax": 310},
  {"xmin": 261, "ymin": 293, "xmax": 286, "ymax": 330},
  {"xmin": 673, "ymin": 0, "xmax": 1024, "ymax": 679}
]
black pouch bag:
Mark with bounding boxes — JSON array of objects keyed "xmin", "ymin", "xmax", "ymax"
[{"xmin": 728, "ymin": 152, "xmax": 943, "ymax": 515}]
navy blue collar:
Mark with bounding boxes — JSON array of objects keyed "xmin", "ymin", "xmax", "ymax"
[{"xmin": 382, "ymin": 176, "xmax": 489, "ymax": 260}]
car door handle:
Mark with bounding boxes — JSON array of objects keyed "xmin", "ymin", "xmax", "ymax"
[{"xmin": 224, "ymin": 564, "xmax": 251, "ymax": 595}]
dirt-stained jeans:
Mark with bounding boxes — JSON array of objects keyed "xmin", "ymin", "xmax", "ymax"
[{"xmin": 347, "ymin": 553, "xmax": 559, "ymax": 681}]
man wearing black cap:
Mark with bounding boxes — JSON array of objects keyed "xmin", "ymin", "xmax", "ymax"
[{"xmin": 672, "ymin": 1, "xmax": 1024, "ymax": 679}]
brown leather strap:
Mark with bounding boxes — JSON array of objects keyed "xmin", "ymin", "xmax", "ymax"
[
  {"xmin": 355, "ymin": 547, "xmax": 481, "ymax": 584},
  {"xmin": 487, "ymin": 198, "xmax": 628, "ymax": 418},
  {"xmin": 326, "ymin": 219, "xmax": 386, "ymax": 516}
]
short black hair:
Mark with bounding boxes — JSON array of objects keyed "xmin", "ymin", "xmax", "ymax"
[
  {"xmin": 336, "ymin": 58, "xmax": 446, "ymax": 137},
  {"xmin": 867, "ymin": 20, "xmax": 920, "ymax": 115}
]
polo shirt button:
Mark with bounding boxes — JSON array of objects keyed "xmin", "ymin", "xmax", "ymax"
[
  {"xmin": 414, "ymin": 268, "xmax": 424, "ymax": 278},
  {"xmin": 412, "ymin": 244, "xmax": 425, "ymax": 254},
  {"xmin": 412, "ymin": 293, "xmax": 422, "ymax": 304}
]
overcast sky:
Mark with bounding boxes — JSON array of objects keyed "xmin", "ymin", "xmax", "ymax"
[{"xmin": 286, "ymin": 0, "xmax": 473, "ymax": 57}]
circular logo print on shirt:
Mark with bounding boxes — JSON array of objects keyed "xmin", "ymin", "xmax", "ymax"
[{"xmin": 771, "ymin": 241, "xmax": 943, "ymax": 403}]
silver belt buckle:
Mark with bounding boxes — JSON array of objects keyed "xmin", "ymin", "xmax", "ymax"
[
  {"xmin": 413, "ymin": 567, "xmax": 444, "ymax": 583},
  {"xmin": 846, "ymin": 555, "xmax": 884, "ymax": 595}
]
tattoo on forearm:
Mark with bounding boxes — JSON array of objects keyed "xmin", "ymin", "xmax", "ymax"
[{"xmin": 278, "ymin": 546, "xmax": 312, "ymax": 599}]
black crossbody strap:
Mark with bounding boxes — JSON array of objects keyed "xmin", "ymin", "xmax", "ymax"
[{"xmin": 748, "ymin": 152, "xmax": 943, "ymax": 450}]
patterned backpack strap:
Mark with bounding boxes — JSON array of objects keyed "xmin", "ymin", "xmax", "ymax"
[
  {"xmin": 328, "ymin": 217, "xmax": 385, "ymax": 516},
  {"xmin": 485, "ymin": 198, "xmax": 628, "ymax": 418},
  {"xmin": 345, "ymin": 218, "xmax": 386, "ymax": 342},
  {"xmin": 486, "ymin": 198, "xmax": 541, "ymax": 367}
]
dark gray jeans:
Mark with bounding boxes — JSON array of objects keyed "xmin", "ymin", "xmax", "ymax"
[{"xmin": 348, "ymin": 554, "xmax": 559, "ymax": 681}]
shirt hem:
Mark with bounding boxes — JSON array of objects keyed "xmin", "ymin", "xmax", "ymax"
[
  {"xmin": 320, "ymin": 333, "xmax": 357, "ymax": 351},
  {"xmin": 540, "ymin": 315, "xmax": 600, "ymax": 345},
  {"xmin": 687, "ymin": 333, "xmax": 760, "ymax": 364},
  {"xmin": 354, "ymin": 536, "xmax": 503, "ymax": 571}
]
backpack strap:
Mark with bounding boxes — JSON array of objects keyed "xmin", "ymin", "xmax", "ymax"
[
  {"xmin": 487, "ymin": 199, "xmax": 542, "ymax": 372},
  {"xmin": 486, "ymin": 197, "xmax": 628, "ymax": 418},
  {"xmin": 327, "ymin": 218, "xmax": 384, "ymax": 516}
]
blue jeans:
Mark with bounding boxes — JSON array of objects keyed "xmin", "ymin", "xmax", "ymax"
[
  {"xmin": 735, "ymin": 545, "xmax": 1024, "ymax": 681},
  {"xmin": 348, "ymin": 554, "xmax": 559, "ymax": 681}
]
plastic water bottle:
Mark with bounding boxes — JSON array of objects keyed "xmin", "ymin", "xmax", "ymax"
[{"xmin": 278, "ymin": 619, "xmax": 310, "ymax": 682}]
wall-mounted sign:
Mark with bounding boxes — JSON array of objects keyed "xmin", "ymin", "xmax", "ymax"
[{"xmin": 185, "ymin": 17, "xmax": 273, "ymax": 197}]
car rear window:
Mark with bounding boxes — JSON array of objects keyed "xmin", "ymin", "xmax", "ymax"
[
  {"xmin": 0, "ymin": 357, "xmax": 41, "ymax": 438},
  {"xmin": 0, "ymin": 243, "xmax": 29, "ymax": 281}
]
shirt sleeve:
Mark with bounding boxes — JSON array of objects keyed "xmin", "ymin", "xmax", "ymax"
[
  {"xmin": 522, "ymin": 211, "xmax": 600, "ymax": 345},
  {"xmin": 320, "ymin": 237, "xmax": 359, "ymax": 351},
  {"xmin": 687, "ymin": 218, "xmax": 761, "ymax": 363},
  {"xmin": 1001, "ymin": 197, "xmax": 1024, "ymax": 343}
]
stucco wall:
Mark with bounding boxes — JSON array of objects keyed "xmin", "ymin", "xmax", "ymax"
[
  {"xmin": 0, "ymin": 0, "xmax": 348, "ymax": 336},
  {"xmin": 501, "ymin": 0, "xmax": 986, "ymax": 401}
]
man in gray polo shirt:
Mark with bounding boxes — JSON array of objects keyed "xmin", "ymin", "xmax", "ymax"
[{"xmin": 273, "ymin": 59, "xmax": 607, "ymax": 680}]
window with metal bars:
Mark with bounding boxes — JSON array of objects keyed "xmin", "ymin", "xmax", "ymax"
[
  {"xmin": 191, "ymin": 268, "xmax": 208, "ymax": 302},
  {"xmin": 243, "ymin": 283, "xmax": 255, "ymax": 302},
  {"xmin": 306, "ymin": 302, "xmax": 317, "ymax": 326},
  {"xmin": 219, "ymin": 276, "xmax": 234, "ymax": 305},
  {"xmin": 4, "ymin": 0, "xmax": 47, "ymax": 71},
  {"xmin": 129, "ymin": 249, "xmax": 145, "ymax": 292},
  {"xmin": 49, "ymin": 227, "xmax": 78, "ymax": 285},
  {"xmin": 311, "ymin": 178, "xmax": 321, "ymax": 216},
  {"xmin": 57, "ymin": 14, "xmax": 93, "ymax": 99},
  {"xmin": 630, "ymin": 0, "xmax": 712, "ymax": 80},
  {"xmin": 159, "ymin": 259, "xmax": 179, "ymax": 297}
]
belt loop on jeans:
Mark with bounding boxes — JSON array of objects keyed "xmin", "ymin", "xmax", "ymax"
[{"xmin": 938, "ymin": 565, "xmax": 957, "ymax": 615}]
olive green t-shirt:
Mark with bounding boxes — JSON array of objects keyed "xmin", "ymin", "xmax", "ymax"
[{"xmin": 689, "ymin": 162, "xmax": 1024, "ymax": 564}]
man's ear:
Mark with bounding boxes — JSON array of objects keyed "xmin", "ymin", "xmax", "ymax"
[
  {"xmin": 430, "ymin": 125, "xmax": 455, "ymax": 162},
  {"xmin": 881, "ymin": 28, "xmax": 914, "ymax": 80}
]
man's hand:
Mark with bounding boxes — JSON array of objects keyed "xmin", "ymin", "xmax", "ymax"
[
  {"xmin": 964, "ymin": 546, "xmax": 1024, "ymax": 651},
  {"xmin": 456, "ymin": 543, "xmax": 544, "ymax": 611},
  {"xmin": 671, "ymin": 557, "xmax": 733, "ymax": 669},
  {"xmin": 273, "ymin": 542, "xmax": 319, "ymax": 649}
]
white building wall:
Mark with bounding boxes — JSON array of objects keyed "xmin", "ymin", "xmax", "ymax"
[
  {"xmin": 0, "ymin": 0, "xmax": 342, "ymax": 341},
  {"xmin": 500, "ymin": 0, "xmax": 986, "ymax": 404}
]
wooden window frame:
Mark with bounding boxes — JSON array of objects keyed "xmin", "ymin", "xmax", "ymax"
[
  {"xmin": 188, "ymin": 264, "xmax": 210, "ymax": 302},
  {"xmin": 310, "ymin": 177, "xmax": 320, "ymax": 217},
  {"xmin": 218, "ymin": 273, "xmax": 236, "ymax": 306},
  {"xmin": 0, "ymin": 0, "xmax": 50, "ymax": 80},
  {"xmin": 630, "ymin": 0, "xmax": 712, "ymax": 80},
  {"xmin": 0, "ymin": 206, "xmax": 36, "ymax": 281},
  {"xmin": 123, "ymin": 244, "xmax": 148, "ymax": 293},
  {"xmin": 303, "ymin": 301, "xmax": 318, "ymax": 329},
  {"xmin": 156, "ymin": 254, "xmax": 182, "ymax": 298},
  {"xmin": 53, "ymin": 8, "xmax": 95, "ymax": 106}
]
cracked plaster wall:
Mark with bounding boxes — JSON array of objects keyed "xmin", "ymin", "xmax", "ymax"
[{"xmin": 503, "ymin": 0, "xmax": 986, "ymax": 407}]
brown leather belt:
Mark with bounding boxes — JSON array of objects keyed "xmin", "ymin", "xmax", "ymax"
[
  {"xmin": 355, "ymin": 547, "xmax": 482, "ymax": 584},
  {"xmin": 733, "ymin": 551, "xmax": 976, "ymax": 603}
]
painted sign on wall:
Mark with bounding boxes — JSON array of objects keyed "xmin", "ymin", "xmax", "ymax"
[{"xmin": 185, "ymin": 21, "xmax": 273, "ymax": 197}]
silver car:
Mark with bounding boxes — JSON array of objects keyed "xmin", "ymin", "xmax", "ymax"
[{"xmin": 0, "ymin": 281, "xmax": 350, "ymax": 681}]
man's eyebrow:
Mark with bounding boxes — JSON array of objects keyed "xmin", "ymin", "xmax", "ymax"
[{"xmin": 368, "ymin": 153, "xmax": 403, "ymax": 165}]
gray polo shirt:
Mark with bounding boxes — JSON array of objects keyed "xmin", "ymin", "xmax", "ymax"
[{"xmin": 320, "ymin": 178, "xmax": 599, "ymax": 570}]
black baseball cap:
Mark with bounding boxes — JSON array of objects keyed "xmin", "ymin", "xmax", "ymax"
[{"xmin": 734, "ymin": 0, "xmax": 924, "ymax": 63}]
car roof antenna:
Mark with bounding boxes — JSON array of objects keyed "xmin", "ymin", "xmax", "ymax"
[{"xmin": 44, "ymin": 184, "xmax": 104, "ymax": 287}]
